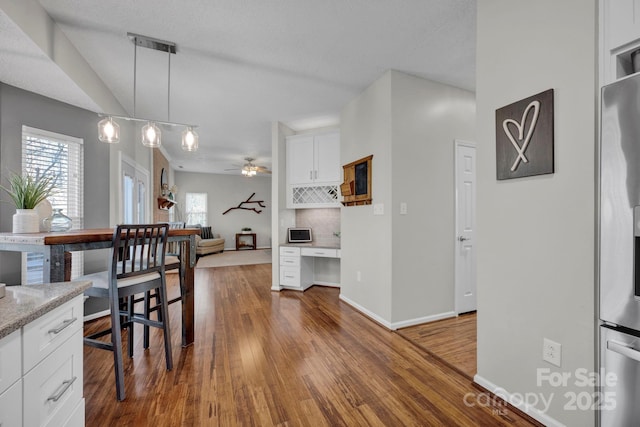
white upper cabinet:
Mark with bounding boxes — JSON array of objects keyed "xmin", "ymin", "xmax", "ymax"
[
  {"xmin": 287, "ymin": 132, "xmax": 341, "ymax": 185},
  {"xmin": 285, "ymin": 131, "xmax": 341, "ymax": 208}
]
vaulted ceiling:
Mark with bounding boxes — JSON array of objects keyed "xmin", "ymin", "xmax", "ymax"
[{"xmin": 0, "ymin": 0, "xmax": 476, "ymax": 174}]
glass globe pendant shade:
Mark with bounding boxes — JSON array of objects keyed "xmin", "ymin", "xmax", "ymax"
[
  {"xmin": 141, "ymin": 122, "xmax": 161, "ymax": 147},
  {"xmin": 181, "ymin": 127, "xmax": 199, "ymax": 151},
  {"xmin": 98, "ymin": 116, "xmax": 120, "ymax": 143}
]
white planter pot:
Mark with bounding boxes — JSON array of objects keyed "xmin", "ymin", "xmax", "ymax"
[{"xmin": 13, "ymin": 209, "xmax": 40, "ymax": 233}]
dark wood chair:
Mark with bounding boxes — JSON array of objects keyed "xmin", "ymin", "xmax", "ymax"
[{"xmin": 83, "ymin": 224, "xmax": 172, "ymax": 401}]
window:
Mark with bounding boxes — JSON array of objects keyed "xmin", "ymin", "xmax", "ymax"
[
  {"xmin": 22, "ymin": 126, "xmax": 84, "ymax": 284},
  {"xmin": 121, "ymin": 154, "xmax": 149, "ymax": 224},
  {"xmin": 185, "ymin": 193, "xmax": 207, "ymax": 225}
]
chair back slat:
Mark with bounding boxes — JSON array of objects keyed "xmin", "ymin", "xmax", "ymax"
[{"xmin": 110, "ymin": 224, "xmax": 169, "ymax": 279}]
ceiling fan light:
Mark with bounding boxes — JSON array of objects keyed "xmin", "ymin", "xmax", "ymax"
[
  {"xmin": 141, "ymin": 122, "xmax": 161, "ymax": 147},
  {"xmin": 98, "ymin": 116, "xmax": 120, "ymax": 143},
  {"xmin": 181, "ymin": 127, "xmax": 199, "ymax": 151}
]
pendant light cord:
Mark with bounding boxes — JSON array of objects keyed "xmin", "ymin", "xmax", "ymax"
[
  {"xmin": 133, "ymin": 40, "xmax": 137, "ymax": 119},
  {"xmin": 168, "ymin": 50, "xmax": 171, "ymax": 122}
]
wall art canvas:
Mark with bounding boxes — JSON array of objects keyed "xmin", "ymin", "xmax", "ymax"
[{"xmin": 495, "ymin": 89, "xmax": 554, "ymax": 180}]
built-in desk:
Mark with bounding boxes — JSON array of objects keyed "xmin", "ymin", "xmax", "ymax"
[{"xmin": 279, "ymin": 244, "xmax": 341, "ymax": 291}]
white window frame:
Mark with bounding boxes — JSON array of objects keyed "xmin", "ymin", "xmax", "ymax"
[
  {"xmin": 185, "ymin": 192, "xmax": 208, "ymax": 226},
  {"xmin": 21, "ymin": 126, "xmax": 84, "ymax": 285},
  {"xmin": 119, "ymin": 153, "xmax": 150, "ymax": 224}
]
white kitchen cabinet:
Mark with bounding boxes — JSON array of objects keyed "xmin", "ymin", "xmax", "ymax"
[
  {"xmin": 286, "ymin": 132, "xmax": 340, "ymax": 185},
  {"xmin": 0, "ymin": 294, "xmax": 85, "ymax": 427},
  {"xmin": 286, "ymin": 131, "xmax": 341, "ymax": 208},
  {"xmin": 279, "ymin": 245, "xmax": 341, "ymax": 290}
]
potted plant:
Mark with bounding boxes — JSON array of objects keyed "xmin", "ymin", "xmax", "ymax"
[
  {"xmin": 241, "ymin": 227, "xmax": 252, "ymax": 234},
  {"xmin": 1, "ymin": 174, "xmax": 56, "ymax": 233}
]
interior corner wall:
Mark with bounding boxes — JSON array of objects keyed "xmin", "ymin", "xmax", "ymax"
[
  {"xmin": 340, "ymin": 71, "xmax": 393, "ymax": 323},
  {"xmin": 0, "ymin": 83, "xmax": 111, "ymax": 283},
  {"xmin": 174, "ymin": 172, "xmax": 272, "ymax": 249},
  {"xmin": 476, "ymin": 1, "xmax": 597, "ymax": 426},
  {"xmin": 271, "ymin": 121, "xmax": 295, "ymax": 289},
  {"xmin": 389, "ymin": 71, "xmax": 475, "ymax": 324}
]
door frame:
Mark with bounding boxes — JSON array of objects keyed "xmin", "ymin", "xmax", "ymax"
[{"xmin": 454, "ymin": 139, "xmax": 477, "ymax": 315}]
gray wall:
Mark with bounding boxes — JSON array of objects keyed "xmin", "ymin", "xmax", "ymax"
[
  {"xmin": 174, "ymin": 171, "xmax": 272, "ymax": 249},
  {"xmin": 476, "ymin": 1, "xmax": 596, "ymax": 425},
  {"xmin": 0, "ymin": 83, "xmax": 111, "ymax": 284}
]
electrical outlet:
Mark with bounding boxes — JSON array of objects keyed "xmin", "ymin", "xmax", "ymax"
[
  {"xmin": 543, "ymin": 338, "xmax": 562, "ymax": 367},
  {"xmin": 400, "ymin": 202, "xmax": 407, "ymax": 215}
]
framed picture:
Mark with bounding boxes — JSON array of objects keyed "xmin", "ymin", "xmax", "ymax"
[{"xmin": 495, "ymin": 89, "xmax": 554, "ymax": 180}]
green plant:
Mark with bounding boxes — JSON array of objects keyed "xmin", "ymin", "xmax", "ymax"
[{"xmin": 0, "ymin": 174, "xmax": 56, "ymax": 209}]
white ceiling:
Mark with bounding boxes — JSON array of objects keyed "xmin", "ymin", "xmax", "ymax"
[{"xmin": 0, "ymin": 0, "xmax": 476, "ymax": 174}]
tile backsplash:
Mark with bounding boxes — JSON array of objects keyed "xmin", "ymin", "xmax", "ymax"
[{"xmin": 295, "ymin": 208, "xmax": 340, "ymax": 246}]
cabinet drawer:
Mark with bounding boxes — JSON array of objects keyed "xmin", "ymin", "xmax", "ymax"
[
  {"xmin": 301, "ymin": 247, "xmax": 338, "ymax": 258},
  {"xmin": 23, "ymin": 295, "xmax": 83, "ymax": 373},
  {"xmin": 63, "ymin": 398, "xmax": 85, "ymax": 427},
  {"xmin": 24, "ymin": 331, "xmax": 83, "ymax": 427},
  {"xmin": 280, "ymin": 267, "xmax": 300, "ymax": 286},
  {"xmin": 280, "ymin": 256, "xmax": 300, "ymax": 267},
  {"xmin": 0, "ymin": 330, "xmax": 21, "ymax": 394},
  {"xmin": 0, "ymin": 378, "xmax": 22, "ymax": 426},
  {"xmin": 279, "ymin": 246, "xmax": 300, "ymax": 256}
]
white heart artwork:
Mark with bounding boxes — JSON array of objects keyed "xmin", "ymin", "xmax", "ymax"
[{"xmin": 502, "ymin": 100, "xmax": 540, "ymax": 171}]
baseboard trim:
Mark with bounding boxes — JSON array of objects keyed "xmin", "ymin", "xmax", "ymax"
[
  {"xmin": 313, "ymin": 281, "xmax": 340, "ymax": 287},
  {"xmin": 392, "ymin": 311, "xmax": 456, "ymax": 330},
  {"xmin": 338, "ymin": 294, "xmax": 393, "ymax": 329},
  {"xmin": 84, "ymin": 309, "xmax": 109, "ymax": 322},
  {"xmin": 473, "ymin": 374, "xmax": 564, "ymax": 427}
]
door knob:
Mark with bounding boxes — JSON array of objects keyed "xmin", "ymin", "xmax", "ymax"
[{"xmin": 458, "ymin": 236, "xmax": 470, "ymax": 242}]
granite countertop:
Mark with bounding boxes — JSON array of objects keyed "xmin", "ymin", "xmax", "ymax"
[
  {"xmin": 280, "ymin": 242, "xmax": 341, "ymax": 250},
  {"xmin": 0, "ymin": 281, "xmax": 91, "ymax": 340}
]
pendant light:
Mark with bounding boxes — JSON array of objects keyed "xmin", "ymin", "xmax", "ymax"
[
  {"xmin": 97, "ymin": 33, "xmax": 198, "ymax": 150},
  {"xmin": 181, "ymin": 126, "xmax": 198, "ymax": 151},
  {"xmin": 97, "ymin": 116, "xmax": 120, "ymax": 143}
]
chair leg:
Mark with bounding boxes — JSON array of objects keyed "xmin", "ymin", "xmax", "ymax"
[
  {"xmin": 110, "ymin": 291, "xmax": 126, "ymax": 401},
  {"xmin": 158, "ymin": 276, "xmax": 173, "ymax": 371},
  {"xmin": 127, "ymin": 295, "xmax": 135, "ymax": 358},
  {"xmin": 143, "ymin": 291, "xmax": 151, "ymax": 349}
]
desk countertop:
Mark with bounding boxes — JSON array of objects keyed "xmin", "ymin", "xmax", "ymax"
[
  {"xmin": 0, "ymin": 281, "xmax": 91, "ymax": 340},
  {"xmin": 280, "ymin": 242, "xmax": 341, "ymax": 250}
]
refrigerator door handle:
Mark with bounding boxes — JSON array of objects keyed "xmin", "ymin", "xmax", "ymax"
[{"xmin": 608, "ymin": 339, "xmax": 640, "ymax": 362}]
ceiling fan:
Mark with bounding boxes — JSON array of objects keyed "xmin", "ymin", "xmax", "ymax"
[{"xmin": 226, "ymin": 157, "xmax": 271, "ymax": 177}]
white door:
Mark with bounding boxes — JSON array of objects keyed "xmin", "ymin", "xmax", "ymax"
[{"xmin": 455, "ymin": 140, "xmax": 477, "ymax": 314}]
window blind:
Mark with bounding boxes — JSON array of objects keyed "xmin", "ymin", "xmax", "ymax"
[{"xmin": 22, "ymin": 126, "xmax": 84, "ymax": 284}]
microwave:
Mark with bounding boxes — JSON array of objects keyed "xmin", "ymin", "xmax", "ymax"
[{"xmin": 288, "ymin": 227, "xmax": 313, "ymax": 243}]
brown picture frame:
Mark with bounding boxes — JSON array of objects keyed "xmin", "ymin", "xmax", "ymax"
[{"xmin": 341, "ymin": 155, "xmax": 373, "ymax": 206}]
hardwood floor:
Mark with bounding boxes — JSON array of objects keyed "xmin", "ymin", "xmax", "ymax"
[
  {"xmin": 83, "ymin": 266, "xmax": 540, "ymax": 426},
  {"xmin": 397, "ymin": 313, "xmax": 477, "ymax": 379}
]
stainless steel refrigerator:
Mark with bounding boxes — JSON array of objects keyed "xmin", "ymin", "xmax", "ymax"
[{"xmin": 600, "ymin": 72, "xmax": 640, "ymax": 426}]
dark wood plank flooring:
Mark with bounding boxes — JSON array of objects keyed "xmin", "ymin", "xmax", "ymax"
[
  {"xmin": 397, "ymin": 313, "xmax": 477, "ymax": 379},
  {"xmin": 83, "ymin": 266, "xmax": 538, "ymax": 426}
]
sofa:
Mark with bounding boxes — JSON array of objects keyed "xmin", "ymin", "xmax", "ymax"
[{"xmin": 187, "ymin": 224, "xmax": 225, "ymax": 257}]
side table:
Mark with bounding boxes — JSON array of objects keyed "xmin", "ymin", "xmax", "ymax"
[{"xmin": 235, "ymin": 233, "xmax": 256, "ymax": 250}]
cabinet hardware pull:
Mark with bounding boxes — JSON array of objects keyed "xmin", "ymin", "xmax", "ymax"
[
  {"xmin": 47, "ymin": 376, "xmax": 77, "ymax": 402},
  {"xmin": 309, "ymin": 171, "xmax": 313, "ymax": 180},
  {"xmin": 48, "ymin": 317, "xmax": 77, "ymax": 334}
]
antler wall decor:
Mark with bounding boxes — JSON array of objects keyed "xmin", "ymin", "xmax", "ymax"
[{"xmin": 223, "ymin": 192, "xmax": 265, "ymax": 215}]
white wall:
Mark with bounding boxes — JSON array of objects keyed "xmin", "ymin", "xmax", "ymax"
[
  {"xmin": 339, "ymin": 70, "xmax": 476, "ymax": 328},
  {"xmin": 175, "ymin": 171, "xmax": 272, "ymax": 249},
  {"xmin": 340, "ymin": 71, "xmax": 393, "ymax": 323},
  {"xmin": 390, "ymin": 71, "xmax": 475, "ymax": 324},
  {"xmin": 476, "ymin": 1, "xmax": 596, "ymax": 426}
]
